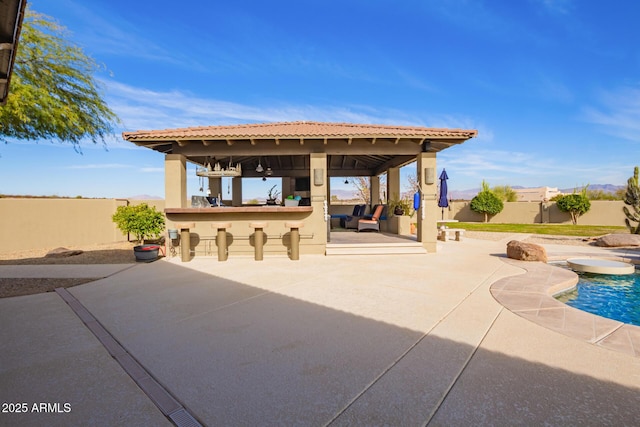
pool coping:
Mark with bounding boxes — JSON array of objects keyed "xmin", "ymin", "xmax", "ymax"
[{"xmin": 490, "ymin": 255, "xmax": 640, "ymax": 358}]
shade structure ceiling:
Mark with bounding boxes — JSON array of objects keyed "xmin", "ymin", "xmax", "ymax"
[
  {"xmin": 0, "ymin": 0, "xmax": 26, "ymax": 105},
  {"xmin": 123, "ymin": 121, "xmax": 478, "ymax": 177}
]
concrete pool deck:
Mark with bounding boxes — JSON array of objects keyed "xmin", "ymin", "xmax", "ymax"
[{"xmin": 1, "ymin": 234, "xmax": 639, "ymax": 426}]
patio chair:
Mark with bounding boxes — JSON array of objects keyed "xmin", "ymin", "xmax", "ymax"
[
  {"xmin": 357, "ymin": 204, "xmax": 385, "ymax": 232},
  {"xmin": 341, "ymin": 204, "xmax": 367, "ymax": 229}
]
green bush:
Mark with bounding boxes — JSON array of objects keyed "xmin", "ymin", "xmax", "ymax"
[
  {"xmin": 587, "ymin": 189, "xmax": 622, "ymax": 200},
  {"xmin": 556, "ymin": 193, "xmax": 591, "ymax": 225},
  {"xmin": 112, "ymin": 203, "xmax": 165, "ymax": 244},
  {"xmin": 470, "ymin": 185, "xmax": 504, "ymax": 223},
  {"xmin": 492, "ymin": 185, "xmax": 518, "ymax": 202},
  {"xmin": 471, "ymin": 191, "xmax": 504, "ymax": 222}
]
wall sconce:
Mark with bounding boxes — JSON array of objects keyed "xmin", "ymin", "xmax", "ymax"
[
  {"xmin": 424, "ymin": 168, "xmax": 435, "ymax": 185},
  {"xmin": 313, "ymin": 168, "xmax": 324, "ymax": 186}
]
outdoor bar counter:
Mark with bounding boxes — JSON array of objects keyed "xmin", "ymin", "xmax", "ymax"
[
  {"xmin": 165, "ymin": 206, "xmax": 323, "ymax": 258},
  {"xmin": 165, "ymin": 206, "xmax": 313, "ymax": 214}
]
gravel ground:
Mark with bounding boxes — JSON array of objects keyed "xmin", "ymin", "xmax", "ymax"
[
  {"xmin": 465, "ymin": 230, "xmax": 595, "ymax": 246},
  {"xmin": 0, "ymin": 241, "xmax": 138, "ymax": 298},
  {"xmin": 0, "ymin": 241, "xmax": 138, "ymax": 265},
  {"xmin": 464, "ymin": 231, "xmax": 518, "ymax": 241},
  {"xmin": 523, "ymin": 234, "xmax": 597, "ymax": 246}
]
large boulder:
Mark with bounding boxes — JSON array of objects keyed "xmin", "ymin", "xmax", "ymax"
[
  {"xmin": 595, "ymin": 234, "xmax": 640, "ymax": 247},
  {"xmin": 506, "ymin": 240, "xmax": 547, "ymax": 262}
]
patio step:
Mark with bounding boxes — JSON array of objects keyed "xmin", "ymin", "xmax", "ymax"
[{"xmin": 325, "ymin": 242, "xmax": 427, "ymax": 256}]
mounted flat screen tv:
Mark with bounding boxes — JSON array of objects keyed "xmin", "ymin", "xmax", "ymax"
[{"xmin": 295, "ymin": 177, "xmax": 311, "ymax": 191}]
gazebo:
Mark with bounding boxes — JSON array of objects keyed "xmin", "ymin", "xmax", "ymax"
[{"xmin": 123, "ymin": 121, "xmax": 477, "ymax": 257}]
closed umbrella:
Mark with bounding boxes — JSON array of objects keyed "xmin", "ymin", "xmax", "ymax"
[{"xmin": 438, "ymin": 169, "xmax": 449, "ymax": 220}]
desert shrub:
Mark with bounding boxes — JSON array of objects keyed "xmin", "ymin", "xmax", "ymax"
[
  {"xmin": 556, "ymin": 193, "xmax": 591, "ymax": 225},
  {"xmin": 492, "ymin": 185, "xmax": 518, "ymax": 202}
]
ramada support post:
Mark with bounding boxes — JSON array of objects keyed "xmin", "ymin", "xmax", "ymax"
[
  {"xmin": 387, "ymin": 166, "xmax": 401, "ymax": 204},
  {"xmin": 165, "ymin": 154, "xmax": 187, "ymax": 208},
  {"xmin": 417, "ymin": 152, "xmax": 438, "ymax": 252},
  {"xmin": 309, "ymin": 153, "xmax": 328, "ymax": 252},
  {"xmin": 370, "ymin": 175, "xmax": 381, "ymax": 205}
]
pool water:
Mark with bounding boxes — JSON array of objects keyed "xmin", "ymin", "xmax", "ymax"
[{"xmin": 556, "ymin": 269, "xmax": 640, "ymax": 327}]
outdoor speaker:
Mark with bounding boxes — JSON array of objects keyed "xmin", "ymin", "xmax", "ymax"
[
  {"xmin": 313, "ymin": 168, "xmax": 324, "ymax": 186},
  {"xmin": 424, "ymin": 168, "xmax": 435, "ymax": 185}
]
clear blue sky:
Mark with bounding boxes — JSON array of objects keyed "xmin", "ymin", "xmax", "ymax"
[{"xmin": 1, "ymin": 0, "xmax": 638, "ymax": 199}]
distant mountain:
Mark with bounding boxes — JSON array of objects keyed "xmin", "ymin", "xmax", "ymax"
[{"xmin": 449, "ymin": 188, "xmax": 480, "ymax": 201}]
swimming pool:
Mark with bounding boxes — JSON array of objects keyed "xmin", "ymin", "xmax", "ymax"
[{"xmin": 556, "ymin": 269, "xmax": 640, "ymax": 327}]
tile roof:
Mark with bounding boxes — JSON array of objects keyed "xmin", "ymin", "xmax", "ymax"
[{"xmin": 122, "ymin": 121, "xmax": 478, "ymax": 141}]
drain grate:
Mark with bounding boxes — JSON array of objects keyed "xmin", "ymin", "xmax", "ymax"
[
  {"xmin": 55, "ymin": 288, "xmax": 203, "ymax": 427},
  {"xmin": 170, "ymin": 409, "xmax": 202, "ymax": 427}
]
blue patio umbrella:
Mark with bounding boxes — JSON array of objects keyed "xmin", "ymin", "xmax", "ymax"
[{"xmin": 438, "ymin": 169, "xmax": 449, "ymax": 220}]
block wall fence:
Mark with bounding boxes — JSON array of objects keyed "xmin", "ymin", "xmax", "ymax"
[
  {"xmin": 447, "ymin": 200, "xmax": 627, "ymax": 226},
  {"xmin": 0, "ymin": 198, "xmax": 165, "ymax": 254},
  {"xmin": 0, "ymin": 198, "xmax": 629, "ymax": 254}
]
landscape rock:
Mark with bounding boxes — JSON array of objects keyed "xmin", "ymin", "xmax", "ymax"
[
  {"xmin": 506, "ymin": 240, "xmax": 547, "ymax": 262},
  {"xmin": 594, "ymin": 234, "xmax": 640, "ymax": 247},
  {"xmin": 45, "ymin": 247, "xmax": 84, "ymax": 258}
]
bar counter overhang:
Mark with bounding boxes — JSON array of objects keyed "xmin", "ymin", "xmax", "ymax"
[{"xmin": 165, "ymin": 205, "xmax": 321, "ymax": 257}]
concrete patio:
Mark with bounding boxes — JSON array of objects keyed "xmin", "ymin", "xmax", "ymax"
[{"xmin": 1, "ymin": 234, "xmax": 639, "ymax": 426}]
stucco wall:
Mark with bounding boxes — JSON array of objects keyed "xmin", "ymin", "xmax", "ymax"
[
  {"xmin": 165, "ymin": 210, "xmax": 321, "ymax": 257},
  {"xmin": 0, "ymin": 198, "xmax": 630, "ymax": 255},
  {"xmin": 449, "ymin": 200, "xmax": 627, "ymax": 226},
  {"xmin": 0, "ymin": 198, "xmax": 165, "ymax": 254}
]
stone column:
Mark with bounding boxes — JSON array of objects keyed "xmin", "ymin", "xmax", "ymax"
[
  {"xmin": 282, "ymin": 177, "xmax": 294, "ymax": 199},
  {"xmin": 370, "ymin": 175, "xmax": 381, "ymax": 205},
  {"xmin": 232, "ymin": 177, "xmax": 242, "ymax": 206},
  {"xmin": 208, "ymin": 177, "xmax": 222, "ymax": 198},
  {"xmin": 165, "ymin": 154, "xmax": 187, "ymax": 208},
  {"xmin": 416, "ymin": 152, "xmax": 438, "ymax": 252},
  {"xmin": 310, "ymin": 153, "xmax": 328, "ymax": 251},
  {"xmin": 387, "ymin": 167, "xmax": 401, "ymax": 202}
]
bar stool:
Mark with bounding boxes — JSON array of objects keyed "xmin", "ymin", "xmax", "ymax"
[
  {"xmin": 174, "ymin": 222, "xmax": 195, "ymax": 262},
  {"xmin": 249, "ymin": 222, "xmax": 268, "ymax": 261},
  {"xmin": 285, "ymin": 221, "xmax": 304, "ymax": 260},
  {"xmin": 211, "ymin": 222, "xmax": 232, "ymax": 261}
]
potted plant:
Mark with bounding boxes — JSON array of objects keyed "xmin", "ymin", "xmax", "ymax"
[
  {"xmin": 388, "ymin": 195, "xmax": 412, "ymax": 217},
  {"xmin": 284, "ymin": 195, "xmax": 299, "ymax": 206},
  {"xmin": 387, "ymin": 195, "xmax": 416, "ymax": 235},
  {"xmin": 112, "ymin": 203, "xmax": 165, "ymax": 261},
  {"xmin": 266, "ymin": 185, "xmax": 280, "ymax": 205}
]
